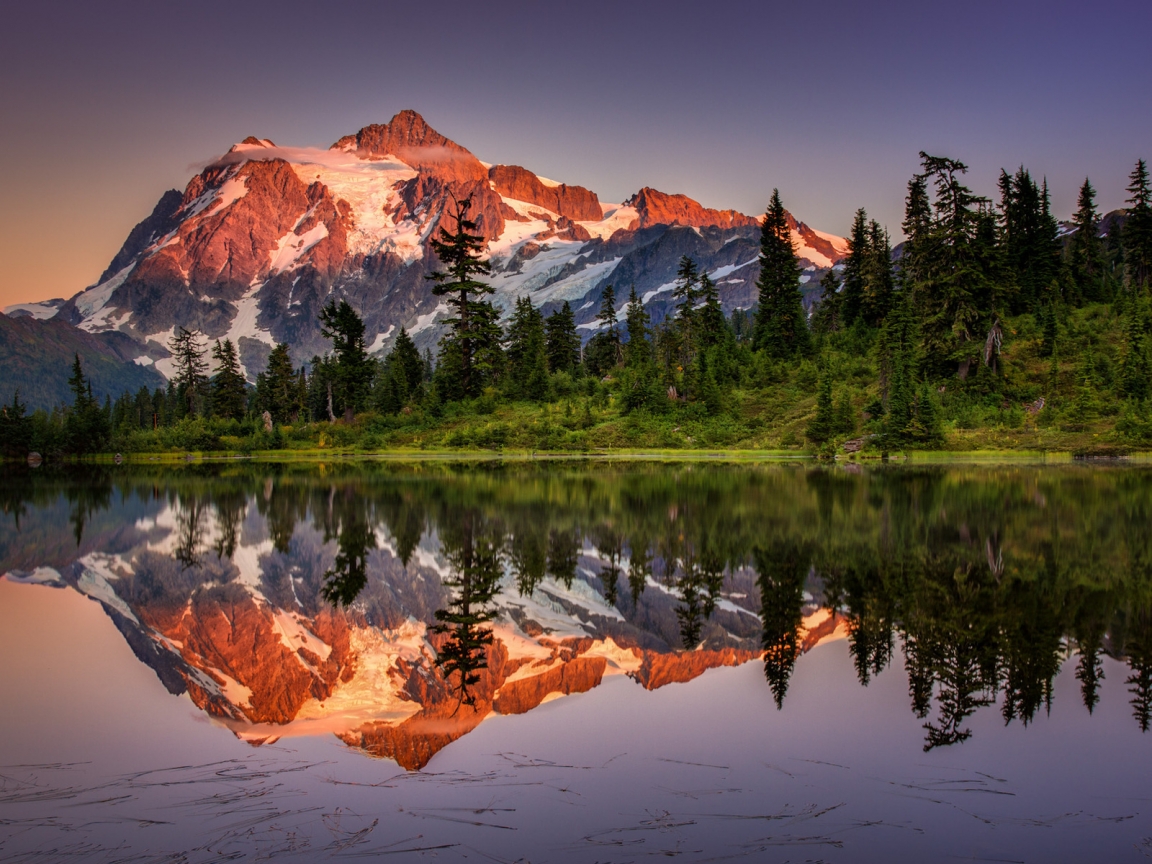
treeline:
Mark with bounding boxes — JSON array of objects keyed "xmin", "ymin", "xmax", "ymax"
[{"xmin": 4, "ymin": 155, "xmax": 1152, "ymax": 457}]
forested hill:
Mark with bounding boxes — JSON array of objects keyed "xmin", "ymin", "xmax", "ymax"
[{"xmin": 0, "ymin": 315, "xmax": 164, "ymax": 411}]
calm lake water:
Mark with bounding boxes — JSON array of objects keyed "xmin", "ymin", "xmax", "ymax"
[{"xmin": 1, "ymin": 460, "xmax": 1150, "ymax": 862}]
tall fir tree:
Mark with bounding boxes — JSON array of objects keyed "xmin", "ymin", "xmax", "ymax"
[
  {"xmin": 805, "ymin": 370, "xmax": 836, "ymax": 444},
  {"xmin": 879, "ymin": 290, "xmax": 919, "ymax": 441},
  {"xmin": 503, "ymin": 296, "xmax": 550, "ymax": 400},
  {"xmin": 624, "ymin": 285, "xmax": 652, "ymax": 367},
  {"xmin": 905, "ymin": 153, "xmax": 996, "ymax": 375},
  {"xmin": 63, "ymin": 354, "xmax": 110, "ymax": 454},
  {"xmin": 696, "ymin": 271, "xmax": 728, "ymax": 350},
  {"xmin": 427, "ymin": 195, "xmax": 496, "ymax": 398},
  {"xmin": 0, "ymin": 390, "xmax": 31, "ymax": 457},
  {"xmin": 811, "ymin": 268, "xmax": 843, "ymax": 334},
  {"xmin": 584, "ymin": 284, "xmax": 623, "ymax": 376},
  {"xmin": 258, "ymin": 343, "xmax": 301, "ymax": 423},
  {"xmin": 841, "ymin": 208, "xmax": 869, "ymax": 327},
  {"xmin": 1124, "ymin": 159, "xmax": 1152, "ymax": 292},
  {"xmin": 167, "ymin": 327, "xmax": 209, "ymax": 417},
  {"xmin": 861, "ymin": 219, "xmax": 895, "ymax": 326},
  {"xmin": 210, "ymin": 339, "xmax": 247, "ymax": 421},
  {"xmin": 672, "ymin": 256, "xmax": 699, "ymax": 368},
  {"xmin": 753, "ymin": 189, "xmax": 811, "ymax": 359},
  {"xmin": 376, "ymin": 327, "xmax": 425, "ymax": 414},
  {"xmin": 318, "ymin": 299, "xmax": 374, "ymax": 418},
  {"xmin": 545, "ymin": 301, "xmax": 581, "ymax": 374},
  {"xmin": 1067, "ymin": 178, "xmax": 1107, "ymax": 301}
]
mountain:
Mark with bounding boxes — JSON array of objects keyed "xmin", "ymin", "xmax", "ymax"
[
  {"xmin": 4, "ymin": 111, "xmax": 848, "ymax": 382},
  {"xmin": 0, "ymin": 314, "xmax": 165, "ymax": 410}
]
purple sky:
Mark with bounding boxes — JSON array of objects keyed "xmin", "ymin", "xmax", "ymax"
[{"xmin": 2, "ymin": 0, "xmax": 1150, "ymax": 306}]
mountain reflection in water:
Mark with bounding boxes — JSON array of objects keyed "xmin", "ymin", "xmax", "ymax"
[{"xmin": 3, "ymin": 461, "xmax": 1152, "ymax": 768}]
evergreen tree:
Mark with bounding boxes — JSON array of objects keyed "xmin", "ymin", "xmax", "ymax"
[
  {"xmin": 696, "ymin": 272, "xmax": 728, "ymax": 350},
  {"xmin": 879, "ymin": 290, "xmax": 919, "ymax": 443},
  {"xmin": 63, "ymin": 354, "xmax": 110, "ymax": 454},
  {"xmin": 672, "ymin": 256, "xmax": 699, "ymax": 369},
  {"xmin": 389, "ymin": 327, "xmax": 425, "ymax": 400},
  {"xmin": 833, "ymin": 389, "xmax": 855, "ymax": 436},
  {"xmin": 504, "ymin": 296, "xmax": 550, "ymax": 400},
  {"xmin": 0, "ymin": 390, "xmax": 31, "ymax": 458},
  {"xmin": 806, "ymin": 370, "xmax": 836, "ymax": 444},
  {"xmin": 998, "ymin": 168, "xmax": 1059, "ymax": 311},
  {"xmin": 545, "ymin": 301, "xmax": 581, "ymax": 374},
  {"xmin": 318, "ymin": 299, "xmax": 374, "ymax": 418},
  {"xmin": 258, "ymin": 343, "xmax": 300, "ymax": 423},
  {"xmin": 585, "ymin": 284, "xmax": 623, "ymax": 376},
  {"xmin": 597, "ymin": 284, "xmax": 623, "ymax": 363},
  {"xmin": 899, "ymin": 174, "xmax": 932, "ymax": 289},
  {"xmin": 905, "ymin": 153, "xmax": 996, "ymax": 375},
  {"xmin": 624, "ymin": 285, "xmax": 652, "ymax": 367},
  {"xmin": 167, "ymin": 327, "xmax": 209, "ymax": 417},
  {"xmin": 1120, "ymin": 300, "xmax": 1152, "ymax": 401},
  {"xmin": 841, "ymin": 208, "xmax": 869, "ymax": 326},
  {"xmin": 1067, "ymin": 178, "xmax": 1107, "ymax": 302},
  {"xmin": 1124, "ymin": 159, "xmax": 1152, "ymax": 292},
  {"xmin": 210, "ymin": 339, "xmax": 247, "ymax": 420},
  {"xmin": 376, "ymin": 327, "xmax": 425, "ymax": 414},
  {"xmin": 811, "ymin": 268, "xmax": 843, "ymax": 334},
  {"xmin": 427, "ymin": 195, "xmax": 495, "ymax": 398},
  {"xmin": 753, "ymin": 189, "xmax": 811, "ymax": 359},
  {"xmin": 861, "ymin": 220, "xmax": 895, "ymax": 325}
]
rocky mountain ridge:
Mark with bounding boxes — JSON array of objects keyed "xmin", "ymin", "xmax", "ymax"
[{"xmin": 4, "ymin": 110, "xmax": 848, "ymax": 382}]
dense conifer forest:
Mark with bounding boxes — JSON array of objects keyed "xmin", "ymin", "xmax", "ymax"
[{"xmin": 5, "ymin": 153, "xmax": 1152, "ymax": 459}]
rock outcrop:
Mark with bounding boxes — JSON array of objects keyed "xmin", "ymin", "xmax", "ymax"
[
  {"xmin": 626, "ymin": 187, "xmax": 760, "ymax": 231},
  {"xmin": 332, "ymin": 109, "xmax": 487, "ymax": 184},
  {"xmin": 489, "ymin": 164, "xmax": 603, "ymax": 222}
]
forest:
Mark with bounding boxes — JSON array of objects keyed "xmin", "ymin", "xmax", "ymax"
[{"xmin": 3, "ymin": 153, "xmax": 1152, "ymax": 459}]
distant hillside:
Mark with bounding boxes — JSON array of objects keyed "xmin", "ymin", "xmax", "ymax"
[{"xmin": 0, "ymin": 315, "xmax": 165, "ymax": 411}]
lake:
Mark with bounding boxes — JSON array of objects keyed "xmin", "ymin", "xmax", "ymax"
[{"xmin": 1, "ymin": 459, "xmax": 1150, "ymax": 862}]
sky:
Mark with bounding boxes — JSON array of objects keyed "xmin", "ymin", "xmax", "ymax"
[{"xmin": 2, "ymin": 0, "xmax": 1150, "ymax": 307}]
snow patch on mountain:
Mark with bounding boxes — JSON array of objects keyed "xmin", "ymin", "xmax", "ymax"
[
  {"xmin": 75, "ymin": 264, "xmax": 135, "ymax": 333},
  {"xmin": 582, "ymin": 205, "xmax": 638, "ymax": 240},
  {"xmin": 269, "ymin": 223, "xmax": 329, "ymax": 274},
  {"xmin": 223, "ymin": 286, "xmax": 277, "ymax": 371},
  {"xmin": 368, "ymin": 325, "xmax": 395, "ymax": 354},
  {"xmin": 2, "ymin": 301, "xmax": 61, "ymax": 320},
  {"xmin": 709, "ymin": 259, "xmax": 758, "ymax": 280},
  {"xmin": 183, "ymin": 173, "xmax": 249, "ymax": 221}
]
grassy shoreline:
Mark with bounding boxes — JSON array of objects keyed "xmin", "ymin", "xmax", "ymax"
[{"xmin": 17, "ymin": 446, "xmax": 1152, "ymax": 466}]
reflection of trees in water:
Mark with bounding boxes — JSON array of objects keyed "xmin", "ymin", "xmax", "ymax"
[
  {"xmin": 1125, "ymin": 611, "xmax": 1152, "ymax": 732},
  {"xmin": 67, "ymin": 471, "xmax": 113, "ymax": 547},
  {"xmin": 432, "ymin": 511, "xmax": 505, "ymax": 710},
  {"xmin": 593, "ymin": 526, "xmax": 624, "ymax": 609},
  {"xmin": 907, "ymin": 558, "xmax": 1000, "ymax": 750},
  {"xmin": 754, "ymin": 541, "xmax": 808, "ymax": 709},
  {"xmin": 173, "ymin": 496, "xmax": 210, "ymax": 569},
  {"xmin": 319, "ymin": 485, "xmax": 377, "ymax": 607},
  {"xmin": 14, "ymin": 463, "xmax": 1152, "ymax": 741},
  {"xmin": 673, "ymin": 543, "xmax": 725, "ymax": 649}
]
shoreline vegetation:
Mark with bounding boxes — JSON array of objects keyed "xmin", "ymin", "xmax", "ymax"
[{"xmin": 4, "ymin": 154, "xmax": 1152, "ymax": 465}]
